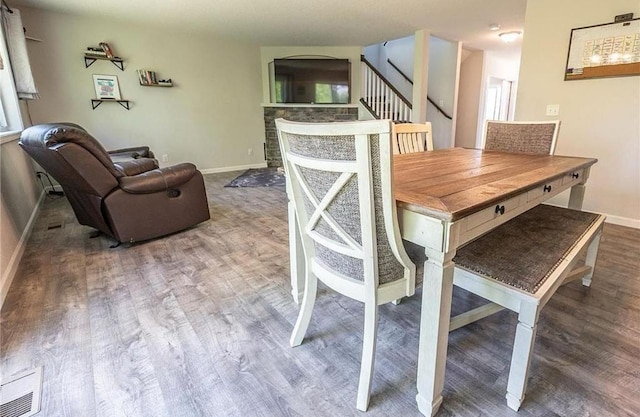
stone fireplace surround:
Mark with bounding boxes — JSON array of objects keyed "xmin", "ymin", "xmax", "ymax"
[{"xmin": 263, "ymin": 105, "xmax": 359, "ymax": 167}]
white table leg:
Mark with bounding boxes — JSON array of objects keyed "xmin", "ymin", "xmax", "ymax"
[
  {"xmin": 288, "ymin": 201, "xmax": 304, "ymax": 304},
  {"xmin": 568, "ymin": 168, "xmax": 590, "ymax": 210},
  {"xmin": 415, "ymin": 248, "xmax": 455, "ymax": 416},
  {"xmin": 568, "ymin": 184, "xmax": 586, "ymax": 210}
]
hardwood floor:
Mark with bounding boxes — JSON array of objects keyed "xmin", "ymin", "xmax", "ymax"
[{"xmin": 2, "ymin": 171, "xmax": 639, "ymax": 417}]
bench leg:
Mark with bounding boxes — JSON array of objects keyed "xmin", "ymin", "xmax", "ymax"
[
  {"xmin": 582, "ymin": 230, "xmax": 602, "ymax": 287},
  {"xmin": 506, "ymin": 303, "xmax": 539, "ymax": 411}
]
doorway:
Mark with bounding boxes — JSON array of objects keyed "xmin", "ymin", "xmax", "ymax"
[{"xmin": 484, "ymin": 77, "xmax": 513, "ymax": 121}]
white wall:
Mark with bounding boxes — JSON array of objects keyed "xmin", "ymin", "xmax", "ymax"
[
  {"xmin": 1, "ymin": 138, "xmax": 42, "ymax": 305},
  {"xmin": 380, "ymin": 36, "xmax": 415, "ymax": 101},
  {"xmin": 455, "ymin": 50, "xmax": 484, "ymax": 148},
  {"xmin": 20, "ymin": 7, "xmax": 266, "ymax": 172},
  {"xmin": 260, "ymin": 46, "xmax": 363, "ymax": 105},
  {"xmin": 363, "ymin": 36, "xmax": 415, "ymax": 101},
  {"xmin": 427, "ymin": 37, "xmax": 459, "ymax": 149},
  {"xmin": 516, "ymin": 0, "xmax": 640, "ymax": 227}
]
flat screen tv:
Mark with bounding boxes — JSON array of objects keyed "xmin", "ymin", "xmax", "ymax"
[{"xmin": 273, "ymin": 58, "xmax": 350, "ymax": 104}]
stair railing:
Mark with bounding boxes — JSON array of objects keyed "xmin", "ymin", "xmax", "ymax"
[
  {"xmin": 386, "ymin": 58, "xmax": 453, "ymax": 120},
  {"xmin": 360, "ymin": 55, "xmax": 412, "ymax": 122}
]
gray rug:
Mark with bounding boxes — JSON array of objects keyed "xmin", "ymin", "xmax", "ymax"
[{"xmin": 224, "ymin": 168, "xmax": 285, "ymax": 188}]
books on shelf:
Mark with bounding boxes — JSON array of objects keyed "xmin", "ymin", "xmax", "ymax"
[
  {"xmin": 99, "ymin": 42, "xmax": 114, "ymax": 58},
  {"xmin": 137, "ymin": 69, "xmax": 151, "ymax": 85},
  {"xmin": 85, "ymin": 45, "xmax": 121, "ymax": 60},
  {"xmin": 137, "ymin": 69, "xmax": 172, "ymax": 86},
  {"xmin": 85, "ymin": 49, "xmax": 107, "ymax": 57}
]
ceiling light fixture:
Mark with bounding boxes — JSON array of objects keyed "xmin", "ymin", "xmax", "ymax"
[
  {"xmin": 499, "ymin": 31, "xmax": 522, "ymax": 42},
  {"xmin": 489, "ymin": 24, "xmax": 500, "ymax": 31}
]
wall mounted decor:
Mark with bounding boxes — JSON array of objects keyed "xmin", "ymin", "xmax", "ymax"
[{"xmin": 565, "ymin": 18, "xmax": 640, "ymax": 80}]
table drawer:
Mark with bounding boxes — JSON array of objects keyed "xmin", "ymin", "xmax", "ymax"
[
  {"xmin": 563, "ymin": 169, "xmax": 584, "ymax": 185},
  {"xmin": 526, "ymin": 177, "xmax": 563, "ymax": 202},
  {"xmin": 465, "ymin": 195, "xmax": 523, "ymax": 231}
]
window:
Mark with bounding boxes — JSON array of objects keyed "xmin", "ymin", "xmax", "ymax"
[
  {"xmin": 314, "ymin": 83, "xmax": 348, "ymax": 104},
  {"xmin": 0, "ymin": 8, "xmax": 24, "ymax": 135}
]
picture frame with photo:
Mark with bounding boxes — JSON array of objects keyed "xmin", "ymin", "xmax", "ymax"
[{"xmin": 93, "ymin": 74, "xmax": 121, "ymax": 99}]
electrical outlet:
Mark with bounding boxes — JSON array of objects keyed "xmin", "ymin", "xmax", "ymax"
[
  {"xmin": 162, "ymin": 154, "xmax": 169, "ymax": 162},
  {"xmin": 546, "ymin": 104, "xmax": 560, "ymax": 116},
  {"xmin": 248, "ymin": 148, "xmax": 253, "ymax": 155}
]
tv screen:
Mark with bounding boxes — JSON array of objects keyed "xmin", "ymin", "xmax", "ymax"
[{"xmin": 273, "ymin": 59, "xmax": 350, "ymax": 104}]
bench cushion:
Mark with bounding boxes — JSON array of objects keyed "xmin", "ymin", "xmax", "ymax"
[{"xmin": 453, "ymin": 205, "xmax": 601, "ymax": 293}]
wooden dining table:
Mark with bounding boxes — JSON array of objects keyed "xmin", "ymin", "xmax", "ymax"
[{"xmin": 286, "ymin": 147, "xmax": 597, "ymax": 416}]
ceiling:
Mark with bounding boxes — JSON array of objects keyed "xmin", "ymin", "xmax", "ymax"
[{"xmin": 9, "ymin": 0, "xmax": 526, "ymax": 54}]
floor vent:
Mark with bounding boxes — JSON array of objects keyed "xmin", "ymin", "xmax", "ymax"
[{"xmin": 0, "ymin": 367, "xmax": 42, "ymax": 417}]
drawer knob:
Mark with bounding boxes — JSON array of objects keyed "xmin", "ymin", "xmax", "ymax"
[
  {"xmin": 544, "ymin": 185, "xmax": 552, "ymax": 193},
  {"xmin": 572, "ymin": 172, "xmax": 580, "ymax": 179},
  {"xmin": 495, "ymin": 205, "xmax": 505, "ymax": 215}
]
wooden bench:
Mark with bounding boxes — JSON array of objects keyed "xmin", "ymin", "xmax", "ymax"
[{"xmin": 450, "ymin": 204, "xmax": 605, "ymax": 410}]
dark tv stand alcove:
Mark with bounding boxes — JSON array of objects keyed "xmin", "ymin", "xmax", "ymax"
[{"xmin": 262, "ymin": 104, "xmax": 358, "ymax": 167}]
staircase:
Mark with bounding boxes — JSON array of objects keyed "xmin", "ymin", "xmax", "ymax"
[
  {"xmin": 360, "ymin": 55, "xmax": 454, "ymax": 124},
  {"xmin": 360, "ymin": 55, "xmax": 412, "ymax": 122}
]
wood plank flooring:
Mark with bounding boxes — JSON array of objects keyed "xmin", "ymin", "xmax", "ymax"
[{"xmin": 2, "ymin": 171, "xmax": 639, "ymax": 417}]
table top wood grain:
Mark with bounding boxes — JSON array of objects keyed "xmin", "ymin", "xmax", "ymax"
[{"xmin": 393, "ymin": 148, "xmax": 597, "ymax": 221}]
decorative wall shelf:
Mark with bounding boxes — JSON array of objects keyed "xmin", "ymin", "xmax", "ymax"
[
  {"xmin": 139, "ymin": 82, "xmax": 173, "ymax": 87},
  {"xmin": 91, "ymin": 99, "xmax": 131, "ymax": 110},
  {"xmin": 137, "ymin": 69, "xmax": 172, "ymax": 87},
  {"xmin": 84, "ymin": 54, "xmax": 124, "ymax": 71}
]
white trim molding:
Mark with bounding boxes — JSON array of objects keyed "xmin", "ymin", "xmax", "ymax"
[
  {"xmin": 603, "ymin": 213, "xmax": 640, "ymax": 229},
  {"xmin": 0, "ymin": 131, "xmax": 22, "ymax": 145},
  {"xmin": 200, "ymin": 162, "xmax": 268, "ymax": 175},
  {"xmin": 544, "ymin": 202, "xmax": 639, "ymax": 229},
  {"xmin": 1, "ymin": 190, "xmax": 45, "ymax": 306}
]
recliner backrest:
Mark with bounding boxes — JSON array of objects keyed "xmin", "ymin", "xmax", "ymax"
[
  {"xmin": 19, "ymin": 123, "xmax": 123, "ymax": 236},
  {"xmin": 20, "ymin": 123, "xmax": 125, "ymax": 178}
]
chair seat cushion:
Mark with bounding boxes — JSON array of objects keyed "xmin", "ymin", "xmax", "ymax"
[
  {"xmin": 453, "ymin": 205, "xmax": 601, "ymax": 293},
  {"xmin": 114, "ymin": 158, "xmax": 159, "ymax": 176}
]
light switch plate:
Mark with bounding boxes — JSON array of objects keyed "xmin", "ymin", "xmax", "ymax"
[{"xmin": 546, "ymin": 104, "xmax": 560, "ymax": 116}]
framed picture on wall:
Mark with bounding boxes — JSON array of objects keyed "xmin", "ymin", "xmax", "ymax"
[
  {"xmin": 565, "ymin": 18, "xmax": 640, "ymax": 80},
  {"xmin": 92, "ymin": 74, "xmax": 121, "ymax": 99}
]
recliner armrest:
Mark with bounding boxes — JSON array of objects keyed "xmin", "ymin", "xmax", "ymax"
[
  {"xmin": 118, "ymin": 163, "xmax": 199, "ymax": 194},
  {"xmin": 108, "ymin": 146, "xmax": 155, "ymax": 160},
  {"xmin": 114, "ymin": 158, "xmax": 159, "ymax": 176}
]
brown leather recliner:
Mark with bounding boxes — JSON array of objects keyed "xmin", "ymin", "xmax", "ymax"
[{"xmin": 19, "ymin": 123, "xmax": 210, "ymax": 243}]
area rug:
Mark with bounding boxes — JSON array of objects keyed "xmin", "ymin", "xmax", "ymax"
[{"xmin": 224, "ymin": 168, "xmax": 286, "ymax": 188}]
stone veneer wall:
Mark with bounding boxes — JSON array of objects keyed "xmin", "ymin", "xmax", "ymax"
[{"xmin": 263, "ymin": 106, "xmax": 359, "ymax": 167}]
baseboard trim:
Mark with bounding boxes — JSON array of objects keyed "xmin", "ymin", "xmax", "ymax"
[
  {"xmin": 200, "ymin": 163, "xmax": 268, "ymax": 175},
  {"xmin": 0, "ymin": 190, "xmax": 46, "ymax": 307},
  {"xmin": 544, "ymin": 202, "xmax": 639, "ymax": 229},
  {"xmin": 603, "ymin": 213, "xmax": 640, "ymax": 229}
]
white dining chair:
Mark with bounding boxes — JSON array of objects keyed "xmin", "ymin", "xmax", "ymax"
[
  {"xmin": 392, "ymin": 122, "xmax": 434, "ymax": 154},
  {"xmin": 276, "ymin": 118, "xmax": 416, "ymax": 411},
  {"xmin": 483, "ymin": 120, "xmax": 561, "ymax": 155}
]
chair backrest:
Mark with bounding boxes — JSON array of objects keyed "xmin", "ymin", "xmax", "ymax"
[
  {"xmin": 392, "ymin": 122, "xmax": 434, "ymax": 154},
  {"xmin": 19, "ymin": 123, "xmax": 120, "ymax": 235},
  {"xmin": 19, "ymin": 124, "xmax": 122, "ymax": 194},
  {"xmin": 276, "ymin": 118, "xmax": 415, "ymax": 301},
  {"xmin": 483, "ymin": 120, "xmax": 561, "ymax": 155}
]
